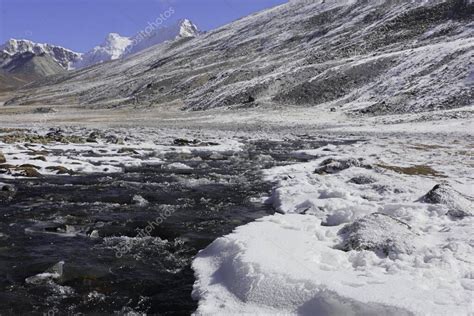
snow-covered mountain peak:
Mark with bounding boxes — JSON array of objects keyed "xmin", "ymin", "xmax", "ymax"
[
  {"xmin": 1, "ymin": 39, "xmax": 32, "ymax": 55},
  {"xmin": 1, "ymin": 38, "xmax": 77, "ymax": 56},
  {"xmin": 98, "ymin": 33, "xmax": 132, "ymax": 58},
  {"xmin": 0, "ymin": 38, "xmax": 82, "ymax": 69},
  {"xmin": 75, "ymin": 18, "xmax": 198, "ymax": 68},
  {"xmin": 73, "ymin": 33, "xmax": 132, "ymax": 69},
  {"xmin": 124, "ymin": 18, "xmax": 200, "ymax": 56},
  {"xmin": 1, "ymin": 39, "xmax": 44, "ymax": 55},
  {"xmin": 106, "ymin": 32, "xmax": 123, "ymax": 41},
  {"xmin": 104, "ymin": 33, "xmax": 131, "ymax": 49},
  {"xmin": 2, "ymin": 17, "xmax": 200, "ymax": 71},
  {"xmin": 177, "ymin": 19, "xmax": 199, "ymax": 38}
]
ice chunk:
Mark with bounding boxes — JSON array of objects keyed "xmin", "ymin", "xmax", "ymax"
[
  {"xmin": 132, "ymin": 194, "xmax": 149, "ymax": 206},
  {"xmin": 25, "ymin": 261, "xmax": 64, "ymax": 285},
  {"xmin": 164, "ymin": 162, "xmax": 193, "ymax": 170}
]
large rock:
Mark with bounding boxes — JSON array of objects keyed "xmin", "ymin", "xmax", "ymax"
[
  {"xmin": 348, "ymin": 175, "xmax": 377, "ymax": 185},
  {"xmin": 45, "ymin": 165, "xmax": 74, "ymax": 175},
  {"xmin": 315, "ymin": 158, "xmax": 370, "ymax": 175},
  {"xmin": 338, "ymin": 213, "xmax": 417, "ymax": 257},
  {"xmin": 17, "ymin": 166, "xmax": 42, "ymax": 177},
  {"xmin": 0, "ymin": 151, "xmax": 6, "ymax": 163},
  {"xmin": 0, "ymin": 183, "xmax": 16, "ymax": 203},
  {"xmin": 117, "ymin": 147, "xmax": 139, "ymax": 155},
  {"xmin": 25, "ymin": 261, "xmax": 65, "ymax": 285},
  {"xmin": 45, "ymin": 128, "xmax": 64, "ymax": 142},
  {"xmin": 421, "ymin": 184, "xmax": 473, "ymax": 218},
  {"xmin": 105, "ymin": 134, "xmax": 124, "ymax": 144},
  {"xmin": 173, "ymin": 138, "xmax": 200, "ymax": 146}
]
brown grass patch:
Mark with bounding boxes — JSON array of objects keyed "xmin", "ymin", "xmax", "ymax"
[
  {"xmin": 0, "ymin": 128, "xmax": 25, "ymax": 133},
  {"xmin": 376, "ymin": 164, "xmax": 445, "ymax": 177},
  {"xmin": 408, "ymin": 144, "xmax": 447, "ymax": 151},
  {"xmin": 0, "ymin": 132, "xmax": 85, "ymax": 144}
]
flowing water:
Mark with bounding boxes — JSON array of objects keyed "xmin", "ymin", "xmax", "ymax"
[{"xmin": 0, "ymin": 138, "xmax": 353, "ymax": 315}]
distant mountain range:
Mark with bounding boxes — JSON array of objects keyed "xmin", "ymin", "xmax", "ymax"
[
  {"xmin": 0, "ymin": 19, "xmax": 199, "ymax": 90},
  {"xmin": 75, "ymin": 19, "xmax": 199, "ymax": 69},
  {"xmin": 0, "ymin": 39, "xmax": 81, "ymax": 68}
]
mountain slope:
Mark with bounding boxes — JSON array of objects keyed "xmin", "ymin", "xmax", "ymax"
[
  {"xmin": 0, "ymin": 52, "xmax": 67, "ymax": 92},
  {"xmin": 3, "ymin": 52, "xmax": 65, "ymax": 76},
  {"xmin": 0, "ymin": 71, "xmax": 27, "ymax": 92},
  {"xmin": 5, "ymin": 0, "xmax": 473, "ymax": 116}
]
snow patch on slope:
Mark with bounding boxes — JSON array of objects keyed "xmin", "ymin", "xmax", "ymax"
[{"xmin": 177, "ymin": 19, "xmax": 200, "ymax": 38}]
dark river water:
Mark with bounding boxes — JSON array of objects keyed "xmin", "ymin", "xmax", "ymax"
[{"xmin": 0, "ymin": 138, "xmax": 348, "ymax": 315}]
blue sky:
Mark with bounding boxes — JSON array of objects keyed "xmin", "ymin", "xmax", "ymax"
[{"xmin": 0, "ymin": 0, "xmax": 288, "ymax": 52}]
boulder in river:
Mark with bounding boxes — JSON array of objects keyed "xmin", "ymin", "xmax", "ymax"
[
  {"xmin": 173, "ymin": 138, "xmax": 200, "ymax": 146},
  {"xmin": 315, "ymin": 158, "xmax": 370, "ymax": 175},
  {"xmin": 118, "ymin": 147, "xmax": 139, "ymax": 155},
  {"xmin": 45, "ymin": 165, "xmax": 74, "ymax": 175},
  {"xmin": 0, "ymin": 183, "xmax": 16, "ymax": 203},
  {"xmin": 17, "ymin": 166, "xmax": 42, "ymax": 177},
  {"xmin": 25, "ymin": 261, "xmax": 65, "ymax": 285}
]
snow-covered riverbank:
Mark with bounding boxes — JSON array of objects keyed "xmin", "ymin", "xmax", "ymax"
[
  {"xmin": 0, "ymin": 127, "xmax": 244, "ymax": 179},
  {"xmin": 192, "ymin": 133, "xmax": 473, "ymax": 315}
]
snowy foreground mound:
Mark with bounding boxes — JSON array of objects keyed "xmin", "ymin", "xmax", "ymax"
[{"xmin": 192, "ymin": 134, "xmax": 473, "ymax": 315}]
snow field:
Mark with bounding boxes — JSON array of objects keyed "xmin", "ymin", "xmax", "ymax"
[{"xmin": 192, "ymin": 134, "xmax": 474, "ymax": 315}]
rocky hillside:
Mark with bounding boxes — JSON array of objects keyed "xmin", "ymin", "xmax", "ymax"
[
  {"xmin": 5, "ymin": 0, "xmax": 473, "ymax": 116},
  {"xmin": 0, "ymin": 52, "xmax": 67, "ymax": 92}
]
